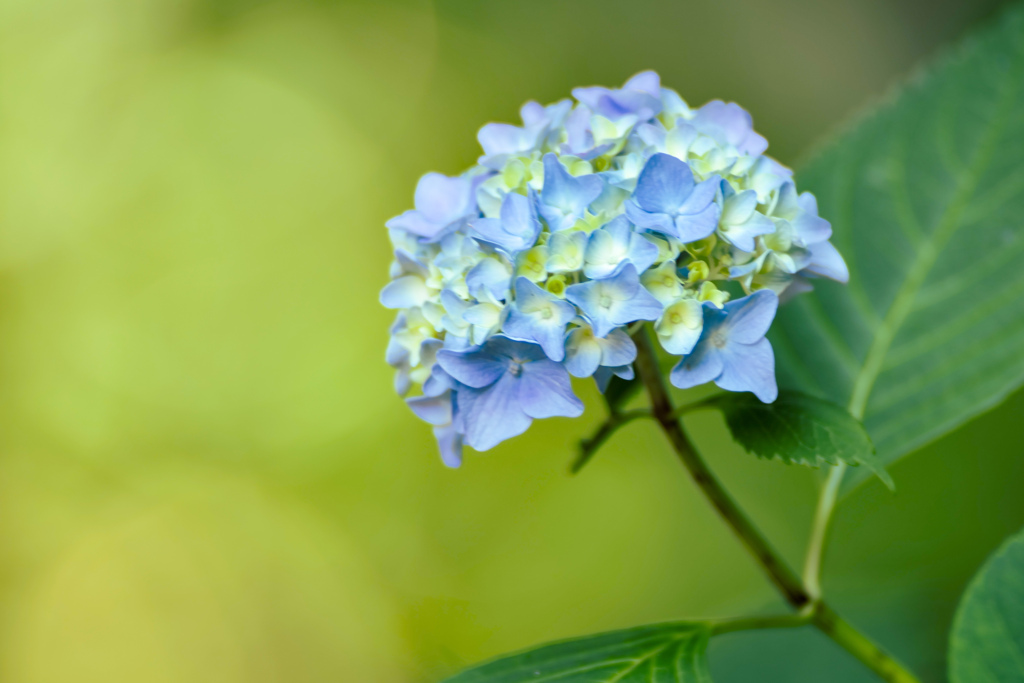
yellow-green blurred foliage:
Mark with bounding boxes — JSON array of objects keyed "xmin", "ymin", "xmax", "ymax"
[{"xmin": 0, "ymin": 0, "xmax": 1021, "ymax": 681}]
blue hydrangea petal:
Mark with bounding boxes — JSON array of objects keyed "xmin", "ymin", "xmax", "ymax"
[
  {"xmin": 391, "ymin": 249, "xmax": 429, "ymax": 279},
  {"xmin": 633, "ymin": 153, "xmax": 694, "ymax": 215},
  {"xmin": 435, "ymin": 232, "xmax": 483, "ymax": 275},
  {"xmin": 715, "ymin": 337, "xmax": 778, "ymax": 402},
  {"xmin": 628, "ymin": 155, "xmax": 720, "ymax": 242},
  {"xmin": 720, "ymin": 217, "xmax": 775, "ymax": 253},
  {"xmin": 791, "ymin": 213, "xmax": 832, "ymax": 247},
  {"xmin": 582, "ymin": 223, "xmax": 621, "ymax": 279},
  {"xmin": 463, "ymin": 300, "xmax": 506, "ymax": 344},
  {"xmin": 385, "ymin": 209, "xmax": 441, "ymax": 239},
  {"xmin": 538, "ymin": 153, "xmax": 604, "ymax": 231},
  {"xmin": 563, "ymin": 106, "xmax": 596, "ymax": 157},
  {"xmin": 722, "ymin": 289, "xmax": 778, "ymax": 344},
  {"xmin": 415, "ymin": 172, "xmax": 476, "ymax": 224},
  {"xmin": 613, "ymin": 364, "xmax": 634, "ymax": 381},
  {"xmin": 470, "ymin": 191, "xmax": 541, "ymax": 254},
  {"xmin": 636, "ymin": 121, "xmax": 666, "ymax": 149},
  {"xmin": 677, "ymin": 175, "xmax": 721, "ymax": 215},
  {"xmin": 477, "ymin": 123, "xmax": 540, "ymax": 157},
  {"xmin": 666, "ymin": 122, "xmax": 699, "ymax": 158},
  {"xmin": 406, "ymin": 393, "xmax": 453, "ymax": 426},
  {"xmin": 518, "ymin": 359, "xmax": 584, "ymax": 419},
  {"xmin": 394, "ymin": 368, "xmax": 411, "ymax": 396},
  {"xmin": 443, "ymin": 333, "xmax": 474, "ymax": 352},
  {"xmin": 433, "ymin": 422, "xmax": 464, "ymax": 468},
  {"xmin": 625, "ymin": 232, "xmax": 660, "ymax": 275},
  {"xmin": 584, "ymin": 216, "xmax": 660, "ymax": 279},
  {"xmin": 624, "ymin": 201, "xmax": 676, "ymax": 235},
  {"xmin": 457, "ymin": 372, "xmax": 532, "ymax": 451},
  {"xmin": 611, "ymin": 276, "xmax": 664, "ymax": 326},
  {"xmin": 594, "ymin": 364, "xmax": 634, "ymax": 393},
  {"xmin": 564, "ymin": 326, "xmax": 603, "ymax": 378},
  {"xmin": 623, "ymin": 71, "xmax": 661, "ymax": 97},
  {"xmin": 386, "ymin": 172, "xmax": 478, "ymax": 240},
  {"xmin": 690, "ymin": 100, "xmax": 768, "ymax": 156},
  {"xmin": 439, "ymin": 290, "xmax": 473, "ymax": 338},
  {"xmin": 670, "ymin": 343, "xmax": 724, "ymax": 389},
  {"xmin": 465, "ymin": 257, "xmax": 512, "ymax": 301},
  {"xmin": 728, "ymin": 253, "xmax": 767, "ymax": 280},
  {"xmin": 598, "ymin": 328, "xmax": 637, "ymax": 367},
  {"xmin": 522, "ymin": 100, "xmax": 559, "ymax": 126},
  {"xmin": 423, "ymin": 362, "xmax": 454, "ymax": 397},
  {"xmin": 436, "ymin": 347, "xmax": 508, "ymax": 388},
  {"xmin": 485, "ymin": 335, "xmax": 548, "ymax": 363},
  {"xmin": 565, "ymin": 266, "xmax": 638, "ymax": 337},
  {"xmin": 502, "ymin": 278, "xmax": 575, "ymax": 361},
  {"xmin": 803, "ymin": 241, "xmax": 849, "ymax": 283},
  {"xmin": 673, "ymin": 199, "xmax": 722, "ymax": 243},
  {"xmin": 385, "ymin": 335, "xmax": 407, "ymax": 366},
  {"xmin": 572, "ymin": 71, "xmax": 662, "ymax": 121},
  {"xmin": 478, "ymin": 100, "xmax": 573, "ymax": 166},
  {"xmin": 792, "ymin": 192, "xmax": 833, "ymax": 245},
  {"xmin": 468, "ymin": 217, "xmax": 506, "ymax": 249},
  {"xmin": 721, "ymin": 186, "xmax": 755, "ymax": 220},
  {"xmin": 565, "ymin": 263, "xmax": 662, "ymax": 337},
  {"xmin": 379, "ymin": 275, "xmax": 430, "ymax": 309}
]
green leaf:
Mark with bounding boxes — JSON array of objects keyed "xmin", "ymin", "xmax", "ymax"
[
  {"xmin": 949, "ymin": 526, "xmax": 1024, "ymax": 682},
  {"xmin": 441, "ymin": 622, "xmax": 712, "ymax": 683},
  {"xmin": 770, "ymin": 5, "xmax": 1024, "ymax": 487},
  {"xmin": 713, "ymin": 390, "xmax": 892, "ymax": 488}
]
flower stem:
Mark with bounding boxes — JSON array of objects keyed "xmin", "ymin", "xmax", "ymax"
[
  {"xmin": 632, "ymin": 328, "xmax": 920, "ymax": 683},
  {"xmin": 632, "ymin": 328, "xmax": 810, "ymax": 608}
]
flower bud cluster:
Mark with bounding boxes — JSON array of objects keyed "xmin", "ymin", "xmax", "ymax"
[{"xmin": 381, "ymin": 71, "xmax": 848, "ymax": 466}]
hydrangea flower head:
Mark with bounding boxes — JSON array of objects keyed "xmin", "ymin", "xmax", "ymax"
[{"xmin": 381, "ymin": 71, "xmax": 848, "ymax": 466}]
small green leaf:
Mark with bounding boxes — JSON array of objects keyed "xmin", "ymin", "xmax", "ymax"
[
  {"xmin": 949, "ymin": 526, "xmax": 1024, "ymax": 683},
  {"xmin": 441, "ymin": 622, "xmax": 712, "ymax": 682},
  {"xmin": 714, "ymin": 390, "xmax": 893, "ymax": 488}
]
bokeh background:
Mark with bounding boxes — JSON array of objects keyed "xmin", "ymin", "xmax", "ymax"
[{"xmin": 0, "ymin": 0, "xmax": 1021, "ymax": 681}]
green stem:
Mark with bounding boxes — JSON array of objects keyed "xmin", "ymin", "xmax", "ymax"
[
  {"xmin": 803, "ymin": 462, "xmax": 847, "ymax": 599},
  {"xmin": 812, "ymin": 604, "xmax": 921, "ymax": 683},
  {"xmin": 710, "ymin": 609, "xmax": 814, "ymax": 636},
  {"xmin": 632, "ymin": 328, "xmax": 920, "ymax": 683},
  {"xmin": 632, "ymin": 328, "xmax": 811, "ymax": 608}
]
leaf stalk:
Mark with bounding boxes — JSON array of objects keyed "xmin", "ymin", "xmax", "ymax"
[{"xmin": 803, "ymin": 462, "xmax": 847, "ymax": 599}]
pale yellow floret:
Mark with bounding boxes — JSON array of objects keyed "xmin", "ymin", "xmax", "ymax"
[
  {"xmin": 516, "ymin": 245, "xmax": 549, "ymax": 283},
  {"xmin": 697, "ymin": 281, "xmax": 729, "ymax": 307}
]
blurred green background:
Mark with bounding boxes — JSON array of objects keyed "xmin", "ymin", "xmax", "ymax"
[{"xmin": 0, "ymin": 0, "xmax": 1021, "ymax": 681}]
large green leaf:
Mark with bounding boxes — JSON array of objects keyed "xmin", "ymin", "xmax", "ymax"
[
  {"xmin": 771, "ymin": 5, "xmax": 1024, "ymax": 485},
  {"xmin": 713, "ymin": 390, "xmax": 893, "ymax": 488},
  {"xmin": 442, "ymin": 622, "xmax": 712, "ymax": 683},
  {"xmin": 949, "ymin": 526, "xmax": 1024, "ymax": 682}
]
